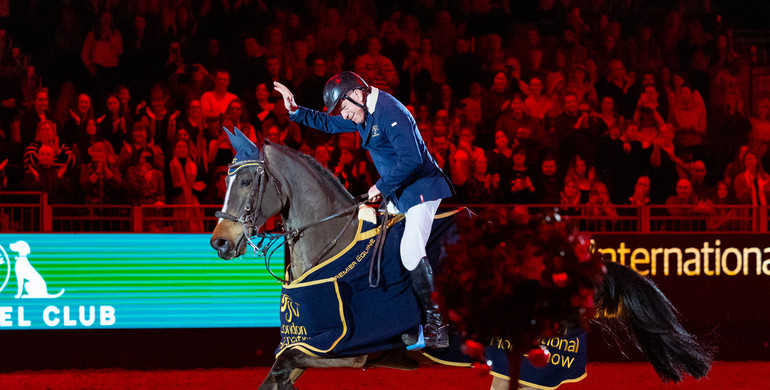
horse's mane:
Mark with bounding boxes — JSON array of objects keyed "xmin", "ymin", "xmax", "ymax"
[{"xmin": 267, "ymin": 142, "xmax": 355, "ymax": 201}]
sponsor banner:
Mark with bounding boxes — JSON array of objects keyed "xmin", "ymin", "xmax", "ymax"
[
  {"xmin": 594, "ymin": 234, "xmax": 770, "ymax": 323},
  {"xmin": 595, "ymin": 234, "xmax": 770, "ymax": 277},
  {"xmin": 0, "ymin": 234, "xmax": 284, "ymax": 329}
]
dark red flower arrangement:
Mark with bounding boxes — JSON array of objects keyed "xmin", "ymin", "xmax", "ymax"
[{"xmin": 434, "ymin": 208, "xmax": 606, "ymax": 383}]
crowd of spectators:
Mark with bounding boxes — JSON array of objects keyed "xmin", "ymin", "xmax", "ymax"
[{"xmin": 0, "ymin": 0, "xmax": 767, "ymax": 230}]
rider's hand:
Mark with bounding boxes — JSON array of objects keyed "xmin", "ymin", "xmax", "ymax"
[
  {"xmin": 273, "ymin": 82, "xmax": 299, "ymax": 114},
  {"xmin": 367, "ymin": 184, "xmax": 382, "ymax": 203}
]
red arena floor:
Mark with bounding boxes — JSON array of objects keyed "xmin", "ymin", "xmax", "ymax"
[{"xmin": 1, "ymin": 362, "xmax": 768, "ymax": 390}]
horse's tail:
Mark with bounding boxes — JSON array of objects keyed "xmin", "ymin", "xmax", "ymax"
[{"xmin": 594, "ymin": 260, "xmax": 715, "ymax": 382}]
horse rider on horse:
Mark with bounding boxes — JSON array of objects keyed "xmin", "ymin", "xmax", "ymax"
[{"xmin": 274, "ymin": 72, "xmax": 455, "ymax": 349}]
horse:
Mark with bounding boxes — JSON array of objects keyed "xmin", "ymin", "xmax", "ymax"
[{"xmin": 210, "ymin": 132, "xmax": 714, "ymax": 390}]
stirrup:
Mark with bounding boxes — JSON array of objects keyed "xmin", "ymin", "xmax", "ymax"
[
  {"xmin": 425, "ymin": 323, "xmax": 450, "ymax": 349},
  {"xmin": 403, "ymin": 324, "xmax": 426, "ymax": 350}
]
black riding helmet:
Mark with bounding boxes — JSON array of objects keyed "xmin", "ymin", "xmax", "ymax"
[{"xmin": 323, "ymin": 71, "xmax": 369, "ymax": 115}]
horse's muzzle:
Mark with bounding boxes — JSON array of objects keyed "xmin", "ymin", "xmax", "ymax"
[
  {"xmin": 210, "ymin": 236, "xmax": 236, "ymax": 259},
  {"xmin": 211, "ymin": 219, "xmax": 248, "ymax": 260}
]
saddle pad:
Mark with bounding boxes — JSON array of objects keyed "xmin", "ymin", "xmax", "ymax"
[{"xmin": 276, "ymin": 208, "xmax": 468, "ymax": 358}]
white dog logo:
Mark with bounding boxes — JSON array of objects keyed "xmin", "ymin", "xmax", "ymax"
[{"xmin": 10, "ymin": 241, "xmax": 64, "ymax": 299}]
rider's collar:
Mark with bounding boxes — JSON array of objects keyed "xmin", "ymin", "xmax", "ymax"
[{"xmin": 366, "ymin": 87, "xmax": 379, "ymax": 115}]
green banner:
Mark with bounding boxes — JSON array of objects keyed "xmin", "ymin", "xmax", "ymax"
[{"xmin": 0, "ymin": 234, "xmax": 284, "ymax": 329}]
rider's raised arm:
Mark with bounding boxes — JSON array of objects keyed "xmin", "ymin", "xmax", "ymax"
[
  {"xmin": 290, "ymin": 107, "xmax": 359, "ymax": 135},
  {"xmin": 275, "ymin": 80, "xmax": 359, "ymax": 135}
]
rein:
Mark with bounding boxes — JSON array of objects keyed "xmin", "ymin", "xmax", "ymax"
[{"xmin": 215, "ymin": 158, "xmax": 370, "ymax": 284}]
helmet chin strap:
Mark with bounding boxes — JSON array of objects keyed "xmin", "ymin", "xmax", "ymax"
[
  {"xmin": 341, "ymin": 93, "xmax": 369, "ymax": 123},
  {"xmin": 343, "ymin": 94, "xmax": 367, "ymax": 111}
]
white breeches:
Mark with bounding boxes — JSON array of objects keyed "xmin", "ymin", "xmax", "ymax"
[{"xmin": 387, "ymin": 199, "xmax": 442, "ymax": 271}]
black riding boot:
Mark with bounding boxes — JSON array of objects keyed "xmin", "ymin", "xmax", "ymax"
[{"xmin": 403, "ymin": 257, "xmax": 449, "ymax": 348}]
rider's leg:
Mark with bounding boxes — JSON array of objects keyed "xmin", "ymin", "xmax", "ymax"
[
  {"xmin": 399, "ymin": 199, "xmax": 440, "ymax": 271},
  {"xmin": 400, "ymin": 199, "xmax": 449, "ymax": 349}
]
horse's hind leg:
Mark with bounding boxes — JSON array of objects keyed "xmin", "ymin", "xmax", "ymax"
[
  {"xmin": 490, "ymin": 377, "xmax": 508, "ymax": 390},
  {"xmin": 258, "ymin": 348, "xmax": 367, "ymax": 390},
  {"xmin": 365, "ymin": 348, "xmax": 419, "ymax": 370},
  {"xmin": 491, "ymin": 377, "xmax": 540, "ymax": 390}
]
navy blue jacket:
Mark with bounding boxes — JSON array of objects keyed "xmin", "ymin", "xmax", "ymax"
[{"xmin": 290, "ymin": 88, "xmax": 454, "ymax": 211}]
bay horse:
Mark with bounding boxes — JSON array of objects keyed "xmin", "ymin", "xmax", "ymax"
[{"xmin": 210, "ymin": 133, "xmax": 713, "ymax": 390}]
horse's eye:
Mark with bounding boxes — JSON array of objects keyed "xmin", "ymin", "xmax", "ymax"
[{"xmin": 241, "ymin": 179, "xmax": 252, "ymax": 187}]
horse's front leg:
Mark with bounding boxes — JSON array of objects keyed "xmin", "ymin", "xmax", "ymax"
[
  {"xmin": 491, "ymin": 377, "xmax": 542, "ymax": 390},
  {"xmin": 259, "ymin": 348, "xmax": 309, "ymax": 390},
  {"xmin": 258, "ymin": 348, "xmax": 367, "ymax": 390},
  {"xmin": 259, "ymin": 353, "xmax": 298, "ymax": 390}
]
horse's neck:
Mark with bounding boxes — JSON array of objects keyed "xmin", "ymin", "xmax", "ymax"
[
  {"xmin": 270, "ymin": 152, "xmax": 359, "ymax": 279},
  {"xmin": 284, "ymin": 188, "xmax": 359, "ymax": 280}
]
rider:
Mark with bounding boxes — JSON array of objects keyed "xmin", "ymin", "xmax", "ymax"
[{"xmin": 274, "ymin": 72, "xmax": 454, "ymax": 348}]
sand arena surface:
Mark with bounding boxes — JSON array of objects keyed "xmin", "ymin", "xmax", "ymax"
[{"xmin": 1, "ymin": 362, "xmax": 768, "ymax": 389}]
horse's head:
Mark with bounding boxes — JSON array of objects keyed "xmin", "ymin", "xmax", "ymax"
[{"xmin": 210, "ymin": 130, "xmax": 286, "ymax": 259}]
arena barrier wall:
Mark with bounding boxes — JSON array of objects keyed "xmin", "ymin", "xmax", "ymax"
[{"xmin": 0, "ymin": 233, "xmax": 766, "ymax": 370}]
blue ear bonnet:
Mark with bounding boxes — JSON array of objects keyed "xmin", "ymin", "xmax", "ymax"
[
  {"xmin": 225, "ymin": 127, "xmax": 261, "ymax": 171},
  {"xmin": 225, "ymin": 127, "xmax": 260, "ymax": 161}
]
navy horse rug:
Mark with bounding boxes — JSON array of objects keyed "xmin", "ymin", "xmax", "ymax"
[
  {"xmin": 275, "ymin": 207, "xmax": 587, "ymax": 388},
  {"xmin": 424, "ymin": 327, "xmax": 587, "ymax": 389}
]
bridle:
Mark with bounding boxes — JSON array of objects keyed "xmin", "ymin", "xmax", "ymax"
[
  {"xmin": 215, "ymin": 159, "xmax": 274, "ymax": 230},
  {"xmin": 215, "ymin": 157, "xmax": 369, "ymax": 283}
]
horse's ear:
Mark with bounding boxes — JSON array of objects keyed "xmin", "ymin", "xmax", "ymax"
[{"xmin": 225, "ymin": 126, "xmax": 261, "ymax": 161}]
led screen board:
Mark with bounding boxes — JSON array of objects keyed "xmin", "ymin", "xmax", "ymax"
[{"xmin": 0, "ymin": 234, "xmax": 284, "ymax": 329}]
